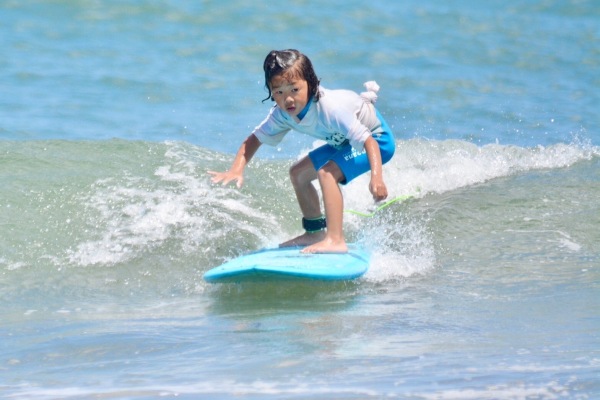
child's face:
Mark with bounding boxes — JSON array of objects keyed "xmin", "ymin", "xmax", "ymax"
[{"xmin": 270, "ymin": 74, "xmax": 309, "ymax": 120}]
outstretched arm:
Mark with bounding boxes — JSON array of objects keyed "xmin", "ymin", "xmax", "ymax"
[
  {"xmin": 208, "ymin": 134, "xmax": 262, "ymax": 188},
  {"xmin": 364, "ymin": 136, "xmax": 388, "ymax": 202}
]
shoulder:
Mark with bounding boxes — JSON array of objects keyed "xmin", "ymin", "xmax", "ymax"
[
  {"xmin": 315, "ymin": 87, "xmax": 363, "ymax": 122},
  {"xmin": 318, "ymin": 87, "xmax": 361, "ymax": 106}
]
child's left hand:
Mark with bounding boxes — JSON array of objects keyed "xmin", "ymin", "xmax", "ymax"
[{"xmin": 369, "ymin": 178, "xmax": 388, "ymax": 202}]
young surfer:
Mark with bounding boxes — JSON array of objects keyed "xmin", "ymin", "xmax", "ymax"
[{"xmin": 209, "ymin": 49, "xmax": 395, "ymax": 253}]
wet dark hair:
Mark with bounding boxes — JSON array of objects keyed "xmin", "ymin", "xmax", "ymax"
[{"xmin": 262, "ymin": 49, "xmax": 321, "ymax": 103}]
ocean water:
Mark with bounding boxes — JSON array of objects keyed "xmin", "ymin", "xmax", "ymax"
[{"xmin": 1, "ymin": 0, "xmax": 599, "ymax": 399}]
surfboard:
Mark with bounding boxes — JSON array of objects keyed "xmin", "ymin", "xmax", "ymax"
[{"xmin": 203, "ymin": 244, "xmax": 370, "ymax": 283}]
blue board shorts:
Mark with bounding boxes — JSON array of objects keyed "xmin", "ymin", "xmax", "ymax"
[{"xmin": 308, "ymin": 109, "xmax": 396, "ymax": 184}]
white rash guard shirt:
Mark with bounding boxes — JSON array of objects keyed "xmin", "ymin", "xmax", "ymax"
[{"xmin": 252, "ymin": 83, "xmax": 383, "ymax": 152}]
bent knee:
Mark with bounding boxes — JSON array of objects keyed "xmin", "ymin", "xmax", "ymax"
[
  {"xmin": 317, "ymin": 161, "xmax": 345, "ymax": 183},
  {"xmin": 289, "ymin": 158, "xmax": 317, "ymax": 184}
]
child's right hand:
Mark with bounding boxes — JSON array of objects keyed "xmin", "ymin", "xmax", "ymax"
[
  {"xmin": 208, "ymin": 170, "xmax": 244, "ymax": 189},
  {"xmin": 208, "ymin": 134, "xmax": 260, "ymax": 189}
]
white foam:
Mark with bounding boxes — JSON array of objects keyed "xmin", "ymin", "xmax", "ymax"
[
  {"xmin": 64, "ymin": 143, "xmax": 282, "ymax": 267},
  {"xmin": 335, "ymin": 139, "xmax": 598, "ymax": 283},
  {"xmin": 358, "ymin": 214, "xmax": 436, "ymax": 282},
  {"xmin": 386, "ymin": 139, "xmax": 598, "ymax": 198},
  {"xmin": 1, "ymin": 255, "xmax": 28, "ymax": 272},
  {"xmin": 4, "ymin": 379, "xmax": 381, "ymax": 399},
  {"xmin": 59, "ymin": 139, "xmax": 597, "ymax": 269},
  {"xmin": 339, "ymin": 139, "xmax": 598, "ymax": 222}
]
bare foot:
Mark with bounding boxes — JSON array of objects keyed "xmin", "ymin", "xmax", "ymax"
[
  {"xmin": 279, "ymin": 231, "xmax": 326, "ymax": 248},
  {"xmin": 301, "ymin": 237, "xmax": 348, "ymax": 254}
]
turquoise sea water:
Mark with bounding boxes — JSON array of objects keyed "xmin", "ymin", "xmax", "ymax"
[{"xmin": 1, "ymin": 1, "xmax": 599, "ymax": 399}]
